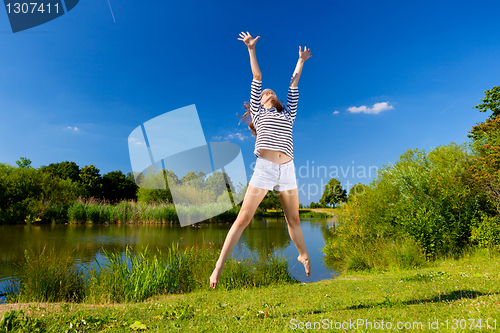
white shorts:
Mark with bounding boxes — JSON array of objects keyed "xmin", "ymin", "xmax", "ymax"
[{"xmin": 248, "ymin": 156, "xmax": 297, "ymax": 192}]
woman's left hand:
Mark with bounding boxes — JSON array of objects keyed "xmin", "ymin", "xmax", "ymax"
[{"xmin": 299, "ymin": 46, "xmax": 312, "ymax": 61}]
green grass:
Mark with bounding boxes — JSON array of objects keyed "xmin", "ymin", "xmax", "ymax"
[
  {"xmin": 260, "ymin": 209, "xmax": 332, "ymax": 218},
  {"xmin": 2, "ymin": 248, "xmax": 499, "ymax": 332},
  {"xmin": 298, "ymin": 209, "xmax": 331, "ymax": 218}
]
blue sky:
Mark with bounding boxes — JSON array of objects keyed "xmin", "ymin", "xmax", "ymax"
[{"xmin": 1, "ymin": 0, "xmax": 499, "ymax": 205}]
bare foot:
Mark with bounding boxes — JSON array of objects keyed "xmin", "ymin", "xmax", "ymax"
[
  {"xmin": 298, "ymin": 255, "xmax": 311, "ymax": 277},
  {"xmin": 210, "ymin": 263, "xmax": 224, "ymax": 289}
]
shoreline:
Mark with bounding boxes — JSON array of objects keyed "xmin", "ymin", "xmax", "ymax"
[{"xmin": 0, "ymin": 209, "xmax": 336, "ymax": 226}]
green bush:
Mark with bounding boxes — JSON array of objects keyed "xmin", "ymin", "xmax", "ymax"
[
  {"xmin": 68, "ymin": 202, "xmax": 87, "ymax": 223},
  {"xmin": 470, "ymin": 213, "xmax": 500, "ymax": 249},
  {"xmin": 323, "ymin": 143, "xmax": 489, "ymax": 271},
  {"xmin": 383, "ymin": 144, "xmax": 485, "ymax": 258},
  {"xmin": 0, "ymin": 162, "xmax": 85, "ymax": 224}
]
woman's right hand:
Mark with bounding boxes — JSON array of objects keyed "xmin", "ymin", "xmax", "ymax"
[{"xmin": 238, "ymin": 31, "xmax": 260, "ymax": 49}]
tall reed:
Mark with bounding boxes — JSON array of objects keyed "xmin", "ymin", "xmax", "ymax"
[
  {"xmin": 86, "ymin": 244, "xmax": 181, "ymax": 303},
  {"xmin": 66, "ymin": 199, "xmax": 238, "ymax": 224},
  {"xmin": 4, "ymin": 247, "xmax": 85, "ymax": 303},
  {"xmin": 3, "ymin": 243, "xmax": 296, "ymax": 304}
]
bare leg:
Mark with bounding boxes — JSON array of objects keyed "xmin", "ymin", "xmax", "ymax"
[
  {"xmin": 279, "ymin": 188, "xmax": 310, "ymax": 277},
  {"xmin": 210, "ymin": 185, "xmax": 268, "ymax": 289}
]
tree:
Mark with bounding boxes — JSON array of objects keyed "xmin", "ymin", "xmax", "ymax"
[
  {"xmin": 101, "ymin": 171, "xmax": 138, "ymax": 203},
  {"xmin": 204, "ymin": 171, "xmax": 235, "ymax": 202},
  {"xmin": 259, "ymin": 190, "xmax": 281, "ymax": 213},
  {"xmin": 16, "ymin": 157, "xmax": 32, "ymax": 169},
  {"xmin": 79, "ymin": 165, "xmax": 103, "ymax": 198},
  {"xmin": 468, "ymin": 113, "xmax": 500, "ymax": 214},
  {"xmin": 319, "ymin": 178, "xmax": 347, "ymax": 207},
  {"xmin": 181, "ymin": 171, "xmax": 205, "ymax": 186},
  {"xmin": 309, "ymin": 201, "xmax": 327, "ymax": 209},
  {"xmin": 473, "ymin": 85, "xmax": 500, "ymax": 119},
  {"xmin": 348, "ymin": 183, "xmax": 368, "ymax": 201},
  {"xmin": 39, "ymin": 161, "xmax": 81, "ymax": 183},
  {"xmin": 467, "ymin": 86, "xmax": 500, "ymax": 216},
  {"xmin": 136, "ymin": 169, "xmax": 178, "ymax": 204}
]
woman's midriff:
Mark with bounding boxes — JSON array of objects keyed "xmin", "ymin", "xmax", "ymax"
[{"xmin": 259, "ymin": 149, "xmax": 292, "ymax": 164}]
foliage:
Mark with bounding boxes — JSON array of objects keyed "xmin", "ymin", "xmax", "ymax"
[
  {"xmin": 137, "ymin": 188, "xmax": 173, "ymax": 204},
  {"xmin": 309, "ymin": 201, "xmax": 328, "ymax": 209},
  {"xmin": 101, "ymin": 171, "xmax": 138, "ymax": 203},
  {"xmin": 319, "ymin": 178, "xmax": 347, "ymax": 207},
  {"xmin": 468, "ymin": 116, "xmax": 500, "ymax": 215},
  {"xmin": 39, "ymin": 161, "xmax": 81, "ymax": 183},
  {"xmin": 0, "ymin": 161, "xmax": 85, "ymax": 224},
  {"xmin": 323, "ymin": 143, "xmax": 488, "ymax": 270},
  {"xmin": 0, "ymin": 310, "xmax": 45, "ymax": 332},
  {"xmin": 472, "ymin": 85, "xmax": 500, "ymax": 119},
  {"xmin": 79, "ymin": 164, "xmax": 103, "ymax": 198},
  {"xmin": 466, "ymin": 86, "xmax": 500, "ymax": 249},
  {"xmin": 323, "ymin": 196, "xmax": 427, "ymax": 271},
  {"xmin": 15, "ymin": 157, "xmax": 32, "ymax": 169},
  {"xmin": 1, "ymin": 158, "xmax": 245, "ymax": 224},
  {"xmin": 470, "ymin": 212, "xmax": 500, "ymax": 249},
  {"xmin": 298, "ymin": 209, "xmax": 331, "ymax": 218},
  {"xmin": 136, "ymin": 169, "xmax": 242, "ymax": 209},
  {"xmin": 259, "ymin": 190, "xmax": 282, "ymax": 213},
  {"xmin": 348, "ymin": 183, "xmax": 368, "ymax": 201},
  {"xmin": 379, "ymin": 144, "xmax": 484, "ymax": 258},
  {"xmin": 204, "ymin": 171, "xmax": 235, "ymax": 200}
]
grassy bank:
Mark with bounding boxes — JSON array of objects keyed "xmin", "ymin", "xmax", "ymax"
[
  {"xmin": 2, "ymin": 243, "xmax": 295, "ymax": 306},
  {"xmin": 259, "ymin": 209, "xmax": 333, "ymax": 219},
  {"xmin": 2, "ymin": 248, "xmax": 499, "ymax": 332}
]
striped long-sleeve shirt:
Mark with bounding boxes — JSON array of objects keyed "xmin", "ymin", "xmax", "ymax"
[{"xmin": 250, "ymin": 79, "xmax": 299, "ymax": 159}]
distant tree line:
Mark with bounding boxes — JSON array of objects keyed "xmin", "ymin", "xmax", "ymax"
[
  {"xmin": 0, "ymin": 159, "xmax": 139, "ymax": 224},
  {"xmin": 0, "ymin": 159, "xmax": 244, "ymax": 224}
]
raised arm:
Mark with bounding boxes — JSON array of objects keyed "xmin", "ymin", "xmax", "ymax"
[
  {"xmin": 290, "ymin": 46, "xmax": 312, "ymax": 87},
  {"xmin": 238, "ymin": 31, "xmax": 262, "ymax": 80}
]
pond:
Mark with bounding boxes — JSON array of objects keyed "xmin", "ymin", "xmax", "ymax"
[{"xmin": 0, "ymin": 217, "xmax": 337, "ymax": 303}]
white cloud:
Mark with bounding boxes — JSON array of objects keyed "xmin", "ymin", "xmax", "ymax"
[
  {"xmin": 128, "ymin": 137, "xmax": 145, "ymax": 145},
  {"xmin": 213, "ymin": 131, "xmax": 248, "ymax": 141},
  {"xmin": 347, "ymin": 102, "xmax": 394, "ymax": 114},
  {"xmin": 66, "ymin": 126, "xmax": 80, "ymax": 131},
  {"xmin": 227, "ymin": 132, "xmax": 247, "ymax": 141},
  {"xmin": 333, "ymin": 110, "xmax": 339, "ymax": 115}
]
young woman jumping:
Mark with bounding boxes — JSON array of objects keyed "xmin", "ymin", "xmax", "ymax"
[{"xmin": 210, "ymin": 31, "xmax": 312, "ymax": 289}]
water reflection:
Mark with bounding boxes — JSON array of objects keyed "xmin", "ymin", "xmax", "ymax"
[{"xmin": 0, "ymin": 217, "xmax": 337, "ymax": 302}]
